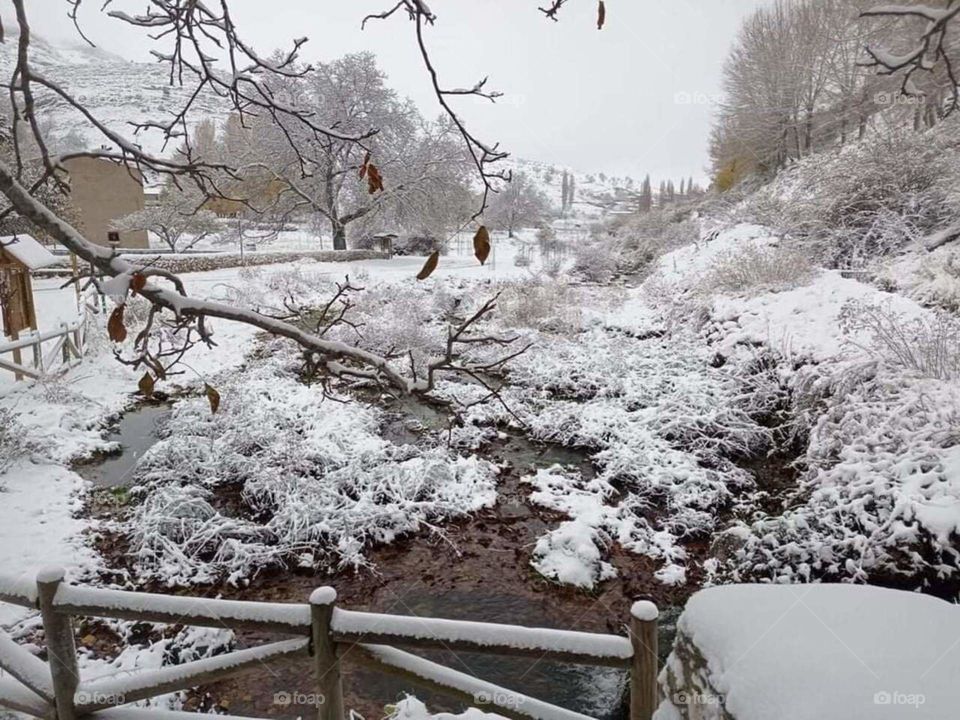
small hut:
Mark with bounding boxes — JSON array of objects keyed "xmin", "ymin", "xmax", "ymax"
[{"xmin": 0, "ymin": 234, "xmax": 58, "ymax": 340}]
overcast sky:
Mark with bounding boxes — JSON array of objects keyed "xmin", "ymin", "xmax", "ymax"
[{"xmin": 26, "ymin": 0, "xmax": 768, "ymax": 184}]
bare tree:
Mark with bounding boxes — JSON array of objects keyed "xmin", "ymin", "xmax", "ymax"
[
  {"xmin": 486, "ymin": 171, "xmax": 552, "ymax": 238},
  {"xmin": 113, "ymin": 190, "xmax": 221, "ymax": 252}
]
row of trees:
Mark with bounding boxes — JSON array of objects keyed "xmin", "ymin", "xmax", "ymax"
[
  {"xmin": 124, "ymin": 53, "xmax": 569, "ymax": 250},
  {"xmin": 710, "ymin": 0, "xmax": 958, "ymax": 187},
  {"xmin": 126, "ymin": 53, "xmax": 478, "ymax": 251}
]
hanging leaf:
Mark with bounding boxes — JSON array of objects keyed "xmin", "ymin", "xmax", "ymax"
[
  {"xmin": 473, "ymin": 226, "xmax": 491, "ymax": 265},
  {"xmin": 204, "ymin": 383, "xmax": 221, "ymax": 414},
  {"xmin": 367, "ymin": 164, "xmax": 385, "ymax": 194},
  {"xmin": 138, "ymin": 372, "xmax": 155, "ymax": 398},
  {"xmin": 130, "ymin": 272, "xmax": 147, "ymax": 294},
  {"xmin": 107, "ymin": 305, "xmax": 127, "ymax": 343},
  {"xmin": 597, "ymin": 0, "xmax": 606, "ymax": 29},
  {"xmin": 416, "ymin": 251, "xmax": 440, "ymax": 280}
]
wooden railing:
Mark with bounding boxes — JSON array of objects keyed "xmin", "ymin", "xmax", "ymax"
[
  {"xmin": 0, "ymin": 315, "xmax": 87, "ymax": 381},
  {"xmin": 0, "ymin": 569, "xmax": 660, "ymax": 720}
]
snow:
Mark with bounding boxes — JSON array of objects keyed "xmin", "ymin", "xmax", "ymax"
[
  {"xmin": 630, "ymin": 601, "xmax": 659, "ymax": 622},
  {"xmin": 657, "ymin": 584, "xmax": 960, "ymax": 720},
  {"xmin": 77, "ymin": 637, "xmax": 308, "ymax": 703},
  {"xmin": 0, "ymin": 235, "xmax": 58, "ymax": 270},
  {"xmin": 0, "ymin": 628, "xmax": 55, "ymax": 698},
  {"xmin": 309, "ymin": 587, "xmax": 337, "ymax": 606},
  {"xmin": 332, "ymin": 608, "xmax": 633, "ymax": 661},
  {"xmin": 358, "ymin": 643, "xmax": 595, "ymax": 720},
  {"xmin": 35, "ymin": 566, "xmax": 66, "ymax": 584},
  {"xmin": 708, "ymin": 270, "xmax": 929, "ymax": 362},
  {"xmin": 56, "ymin": 585, "xmax": 312, "ymax": 630}
]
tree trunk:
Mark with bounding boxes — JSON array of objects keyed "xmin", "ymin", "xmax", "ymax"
[{"xmin": 332, "ymin": 220, "xmax": 347, "ymax": 251}]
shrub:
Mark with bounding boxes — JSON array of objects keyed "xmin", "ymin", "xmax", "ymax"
[
  {"xmin": 701, "ymin": 243, "xmax": 816, "ymax": 295},
  {"xmin": 571, "ymin": 240, "xmax": 618, "ymax": 283},
  {"xmin": 840, "ymin": 299, "xmax": 960, "ymax": 381}
]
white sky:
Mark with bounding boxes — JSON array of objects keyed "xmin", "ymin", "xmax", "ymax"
[{"xmin": 24, "ymin": 0, "xmax": 769, "ymax": 184}]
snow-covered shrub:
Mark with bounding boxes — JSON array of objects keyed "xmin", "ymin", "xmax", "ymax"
[
  {"xmin": 701, "ymin": 243, "xmax": 815, "ymax": 295},
  {"xmin": 124, "ymin": 353, "xmax": 498, "ymax": 585},
  {"xmin": 495, "ymin": 280, "xmax": 583, "ymax": 334},
  {"xmin": 603, "ymin": 207, "xmax": 701, "ymax": 274},
  {"xmin": 0, "ymin": 408, "xmax": 40, "ymax": 478},
  {"xmin": 571, "ymin": 240, "xmax": 618, "ymax": 283},
  {"xmin": 726, "ymin": 368, "xmax": 960, "ymax": 589},
  {"xmin": 840, "ymin": 299, "xmax": 960, "ymax": 380},
  {"xmin": 882, "ymin": 248, "xmax": 960, "ymax": 312},
  {"xmin": 764, "ymin": 128, "xmax": 960, "ymax": 266},
  {"xmin": 490, "ymin": 328, "xmax": 776, "ymax": 586}
]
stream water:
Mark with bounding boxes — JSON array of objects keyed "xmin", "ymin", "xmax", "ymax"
[{"xmin": 75, "ymin": 403, "xmax": 170, "ymax": 487}]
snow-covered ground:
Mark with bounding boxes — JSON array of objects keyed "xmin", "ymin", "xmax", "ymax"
[{"xmin": 3, "ymin": 220, "xmax": 960, "ymax": 717}]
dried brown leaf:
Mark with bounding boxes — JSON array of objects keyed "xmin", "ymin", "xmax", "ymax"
[
  {"xmin": 597, "ymin": 0, "xmax": 606, "ymax": 29},
  {"xmin": 107, "ymin": 305, "xmax": 127, "ymax": 343},
  {"xmin": 473, "ymin": 226, "xmax": 491, "ymax": 265},
  {"xmin": 138, "ymin": 372, "xmax": 155, "ymax": 398},
  {"xmin": 130, "ymin": 272, "xmax": 147, "ymax": 294},
  {"xmin": 416, "ymin": 250, "xmax": 440, "ymax": 280},
  {"xmin": 367, "ymin": 164, "xmax": 384, "ymax": 194},
  {"xmin": 204, "ymin": 383, "xmax": 221, "ymax": 414}
]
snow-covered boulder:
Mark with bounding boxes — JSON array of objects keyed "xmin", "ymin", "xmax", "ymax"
[{"xmin": 657, "ymin": 584, "xmax": 960, "ymax": 720}]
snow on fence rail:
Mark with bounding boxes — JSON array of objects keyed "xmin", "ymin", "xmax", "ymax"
[
  {"xmin": 0, "ymin": 569, "xmax": 660, "ymax": 720},
  {"xmin": 0, "ymin": 315, "xmax": 87, "ymax": 381}
]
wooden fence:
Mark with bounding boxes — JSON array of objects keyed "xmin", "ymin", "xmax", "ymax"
[
  {"xmin": 0, "ymin": 315, "xmax": 87, "ymax": 381},
  {"xmin": 0, "ymin": 569, "xmax": 660, "ymax": 720}
]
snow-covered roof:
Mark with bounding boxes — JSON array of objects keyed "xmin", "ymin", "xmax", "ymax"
[{"xmin": 0, "ymin": 235, "xmax": 58, "ymax": 270}]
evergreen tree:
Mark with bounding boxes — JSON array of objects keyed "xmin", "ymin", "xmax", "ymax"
[{"xmin": 639, "ymin": 174, "xmax": 652, "ymax": 212}]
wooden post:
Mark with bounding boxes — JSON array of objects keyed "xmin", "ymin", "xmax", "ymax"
[
  {"xmin": 37, "ymin": 567, "xmax": 79, "ymax": 720},
  {"xmin": 10, "ymin": 330, "xmax": 23, "ymax": 382},
  {"xmin": 310, "ymin": 587, "xmax": 344, "ymax": 720},
  {"xmin": 629, "ymin": 600, "xmax": 659, "ymax": 720}
]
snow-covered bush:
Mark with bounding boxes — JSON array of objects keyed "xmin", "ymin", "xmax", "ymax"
[
  {"xmin": 486, "ymin": 327, "xmax": 777, "ymax": 586},
  {"xmin": 840, "ymin": 299, "xmax": 960, "ymax": 380},
  {"xmin": 726, "ymin": 367, "xmax": 960, "ymax": 589},
  {"xmin": 880, "ymin": 248, "xmax": 960, "ymax": 312},
  {"xmin": 602, "ymin": 207, "xmax": 701, "ymax": 275},
  {"xmin": 758, "ymin": 127, "xmax": 960, "ymax": 266},
  {"xmin": 571, "ymin": 240, "xmax": 618, "ymax": 283},
  {"xmin": 124, "ymin": 353, "xmax": 498, "ymax": 585},
  {"xmin": 701, "ymin": 243, "xmax": 815, "ymax": 295},
  {"xmin": 495, "ymin": 280, "xmax": 583, "ymax": 334},
  {"xmin": 0, "ymin": 408, "xmax": 40, "ymax": 479}
]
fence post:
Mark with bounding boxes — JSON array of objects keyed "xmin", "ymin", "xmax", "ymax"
[
  {"xmin": 37, "ymin": 567, "xmax": 79, "ymax": 720},
  {"xmin": 310, "ymin": 587, "xmax": 344, "ymax": 720},
  {"xmin": 629, "ymin": 600, "xmax": 659, "ymax": 720}
]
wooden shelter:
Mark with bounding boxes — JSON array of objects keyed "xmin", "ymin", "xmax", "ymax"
[
  {"xmin": 1, "ymin": 234, "xmax": 57, "ymax": 336},
  {"xmin": 1, "ymin": 235, "xmax": 58, "ymax": 378}
]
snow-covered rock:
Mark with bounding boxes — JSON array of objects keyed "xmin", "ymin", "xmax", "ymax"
[{"xmin": 658, "ymin": 584, "xmax": 960, "ymax": 720}]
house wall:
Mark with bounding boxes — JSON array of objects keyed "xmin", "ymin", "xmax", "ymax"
[{"xmin": 63, "ymin": 157, "xmax": 149, "ymax": 249}]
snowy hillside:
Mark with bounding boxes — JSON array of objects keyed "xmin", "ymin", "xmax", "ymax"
[
  {"xmin": 506, "ymin": 157, "xmax": 641, "ymax": 219},
  {"xmin": 0, "ymin": 26, "xmax": 230, "ymax": 158}
]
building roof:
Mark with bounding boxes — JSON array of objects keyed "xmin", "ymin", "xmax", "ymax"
[{"xmin": 0, "ymin": 234, "xmax": 59, "ymax": 270}]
